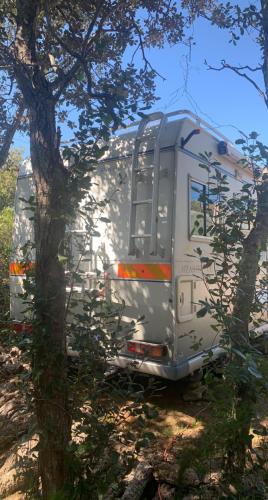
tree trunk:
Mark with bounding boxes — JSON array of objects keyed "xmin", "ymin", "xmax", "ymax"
[
  {"xmin": 29, "ymin": 97, "xmax": 72, "ymax": 497},
  {"xmin": 232, "ymin": 176, "xmax": 268, "ymax": 343},
  {"xmin": 228, "ymin": 175, "xmax": 268, "ymax": 472}
]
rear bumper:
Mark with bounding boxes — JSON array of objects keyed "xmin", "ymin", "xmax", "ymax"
[{"xmin": 110, "ymin": 345, "xmax": 224, "ymax": 381}]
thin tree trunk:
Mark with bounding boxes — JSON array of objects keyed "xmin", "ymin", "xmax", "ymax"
[
  {"xmin": 29, "ymin": 97, "xmax": 72, "ymax": 497},
  {"xmin": 228, "ymin": 175, "xmax": 268, "ymax": 471},
  {"xmin": 232, "ymin": 176, "xmax": 268, "ymax": 342}
]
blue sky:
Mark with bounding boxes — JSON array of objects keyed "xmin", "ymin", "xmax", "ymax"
[
  {"xmin": 148, "ymin": 15, "xmax": 267, "ymax": 145},
  {"xmin": 15, "ymin": 11, "xmax": 267, "ymax": 155}
]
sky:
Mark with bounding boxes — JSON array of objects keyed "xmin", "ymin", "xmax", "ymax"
[
  {"xmin": 14, "ymin": 7, "xmax": 267, "ymax": 155},
  {"xmin": 147, "ymin": 14, "xmax": 267, "ymax": 145}
]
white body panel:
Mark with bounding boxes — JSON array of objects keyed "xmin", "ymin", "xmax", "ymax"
[{"xmin": 10, "ymin": 110, "xmax": 266, "ymax": 380}]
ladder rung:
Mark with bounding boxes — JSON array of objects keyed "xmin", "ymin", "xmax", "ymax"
[
  {"xmin": 131, "ymin": 233, "xmax": 152, "ymax": 239},
  {"xmin": 132, "ymin": 199, "xmax": 152, "ymax": 205},
  {"xmin": 66, "ymin": 229, "xmax": 87, "ymax": 234},
  {"xmin": 135, "ymin": 165, "xmax": 154, "ymax": 172},
  {"xmin": 128, "ymin": 112, "xmax": 166, "ymax": 256}
]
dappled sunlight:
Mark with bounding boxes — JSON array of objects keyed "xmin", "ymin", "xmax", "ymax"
[{"xmin": 10, "ymin": 112, "xmax": 261, "ymax": 385}]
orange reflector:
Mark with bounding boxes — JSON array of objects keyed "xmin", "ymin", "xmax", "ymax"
[
  {"xmin": 118, "ymin": 263, "xmax": 171, "ymax": 281},
  {"xmin": 9, "ymin": 262, "xmax": 35, "ymax": 276},
  {"xmin": 127, "ymin": 341, "xmax": 167, "ymax": 358}
]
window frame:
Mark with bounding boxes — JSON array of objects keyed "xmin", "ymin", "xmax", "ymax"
[{"xmin": 188, "ymin": 175, "xmax": 213, "ymax": 242}]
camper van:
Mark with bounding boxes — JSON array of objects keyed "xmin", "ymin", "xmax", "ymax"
[{"xmin": 10, "ymin": 109, "xmax": 267, "ymax": 380}]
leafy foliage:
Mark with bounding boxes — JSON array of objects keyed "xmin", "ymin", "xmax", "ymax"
[
  {"xmin": 192, "ymin": 142, "xmax": 268, "ymax": 474},
  {"xmin": 0, "ymin": 150, "xmax": 22, "ymax": 317},
  {"xmin": 0, "ymin": 2, "xmax": 197, "ymax": 494}
]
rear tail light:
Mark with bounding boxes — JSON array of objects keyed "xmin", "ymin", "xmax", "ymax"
[
  {"xmin": 11, "ymin": 322, "xmax": 32, "ymax": 333},
  {"xmin": 127, "ymin": 341, "xmax": 167, "ymax": 359}
]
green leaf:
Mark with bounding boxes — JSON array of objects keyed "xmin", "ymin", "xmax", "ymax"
[
  {"xmin": 201, "ymin": 257, "xmax": 214, "ymax": 269},
  {"xmin": 58, "ymin": 254, "xmax": 68, "ymax": 264},
  {"xmin": 231, "ymin": 347, "xmax": 246, "ymax": 360},
  {"xmin": 253, "ymin": 427, "xmax": 268, "ymax": 436},
  {"xmin": 248, "ymin": 366, "xmax": 262, "ymax": 379},
  {"xmin": 249, "ymin": 131, "xmax": 258, "ymax": 140},
  {"xmin": 197, "ymin": 306, "xmax": 208, "ymax": 318},
  {"xmin": 100, "ymin": 217, "xmax": 111, "ymax": 223}
]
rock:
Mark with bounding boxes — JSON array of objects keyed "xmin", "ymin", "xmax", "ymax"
[
  {"xmin": 10, "ymin": 348, "xmax": 21, "ymax": 358},
  {"xmin": 182, "ymin": 496, "xmax": 200, "ymax": 500},
  {"xmin": 189, "ymin": 370, "xmax": 203, "ymax": 382},
  {"xmin": 0, "ymin": 354, "xmax": 8, "ymax": 364},
  {"xmin": 0, "ymin": 346, "xmax": 33, "ymax": 498},
  {"xmin": 203, "ymin": 471, "xmax": 221, "ymax": 485},
  {"xmin": 3, "ymin": 493, "xmax": 26, "ymax": 499},
  {"xmin": 153, "ymin": 483, "xmax": 176, "ymax": 499},
  {"xmin": 0, "ymin": 420, "xmax": 27, "ymax": 450},
  {"xmin": 182, "ymin": 468, "xmax": 200, "ymax": 487},
  {"xmin": 182, "ymin": 385, "xmax": 206, "ymax": 402},
  {"xmin": 153, "ymin": 462, "xmax": 180, "ymax": 485},
  {"xmin": 0, "ymin": 377, "xmax": 31, "ymax": 452},
  {"xmin": 0, "ymin": 449, "xmax": 26, "ymax": 497},
  {"xmin": 122, "ymin": 462, "xmax": 153, "ymax": 500},
  {"xmin": 228, "ymin": 483, "xmax": 238, "ymax": 495},
  {"xmin": 0, "ymin": 437, "xmax": 38, "ymax": 498},
  {"xmin": 186, "ymin": 381, "xmax": 202, "ymax": 390},
  {"xmin": 5, "ymin": 364, "xmax": 24, "ymax": 376}
]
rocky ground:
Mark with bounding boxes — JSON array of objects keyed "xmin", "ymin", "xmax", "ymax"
[
  {"xmin": 0, "ymin": 345, "xmax": 34, "ymax": 499},
  {"xmin": 0, "ymin": 348, "xmax": 268, "ymax": 499}
]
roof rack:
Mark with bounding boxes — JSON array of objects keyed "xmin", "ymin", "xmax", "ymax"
[{"xmin": 118, "ymin": 109, "xmax": 234, "ymax": 147}]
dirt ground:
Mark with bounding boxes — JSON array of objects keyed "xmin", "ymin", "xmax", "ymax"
[{"xmin": 1, "ymin": 351, "xmax": 268, "ymax": 499}]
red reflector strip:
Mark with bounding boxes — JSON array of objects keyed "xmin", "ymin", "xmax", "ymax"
[
  {"xmin": 128, "ymin": 341, "xmax": 145, "ymax": 354},
  {"xmin": 117, "ymin": 263, "xmax": 171, "ymax": 281},
  {"xmin": 11, "ymin": 322, "xmax": 32, "ymax": 333},
  {"xmin": 127, "ymin": 341, "xmax": 167, "ymax": 358},
  {"xmin": 9, "ymin": 262, "xmax": 35, "ymax": 276}
]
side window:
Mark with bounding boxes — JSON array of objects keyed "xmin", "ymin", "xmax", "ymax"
[
  {"xmin": 190, "ymin": 179, "xmax": 216, "ymax": 237},
  {"xmin": 190, "ymin": 180, "xmax": 206, "ymax": 236}
]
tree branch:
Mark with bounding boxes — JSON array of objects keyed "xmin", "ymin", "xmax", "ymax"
[
  {"xmin": 131, "ymin": 20, "xmax": 165, "ymax": 80},
  {"xmin": 233, "ymin": 65, "xmax": 262, "ymax": 72},
  {"xmin": 44, "ymin": 1, "xmax": 80, "ymax": 60},
  {"xmin": 205, "ymin": 59, "xmax": 268, "ymax": 108},
  {"xmin": 82, "ymin": 0, "xmax": 106, "ymax": 50},
  {"xmin": 0, "ymin": 97, "xmax": 25, "ymax": 169},
  {"xmin": 46, "ymin": 0, "xmax": 106, "ymax": 100},
  {"xmin": 53, "ymin": 60, "xmax": 82, "ymax": 100},
  {"xmin": 261, "ymin": 0, "xmax": 268, "ymax": 99}
]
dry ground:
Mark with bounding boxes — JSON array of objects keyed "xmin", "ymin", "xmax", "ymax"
[{"xmin": 0, "ymin": 350, "xmax": 268, "ymax": 499}]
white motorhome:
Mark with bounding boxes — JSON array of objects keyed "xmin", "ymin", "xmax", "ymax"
[{"xmin": 10, "ymin": 110, "xmax": 267, "ymax": 380}]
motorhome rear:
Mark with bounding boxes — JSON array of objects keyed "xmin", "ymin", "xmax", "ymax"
[{"xmin": 10, "ymin": 110, "xmax": 267, "ymax": 380}]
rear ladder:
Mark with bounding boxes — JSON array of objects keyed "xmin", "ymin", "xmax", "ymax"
[{"xmin": 128, "ymin": 112, "xmax": 166, "ymax": 256}]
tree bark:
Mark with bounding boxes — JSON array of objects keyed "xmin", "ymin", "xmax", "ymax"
[
  {"xmin": 232, "ymin": 176, "xmax": 268, "ymax": 343},
  {"xmin": 12, "ymin": 2, "xmax": 74, "ymax": 495},
  {"xmin": 228, "ymin": 175, "xmax": 268, "ymax": 472},
  {"xmin": 29, "ymin": 96, "xmax": 72, "ymax": 497}
]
